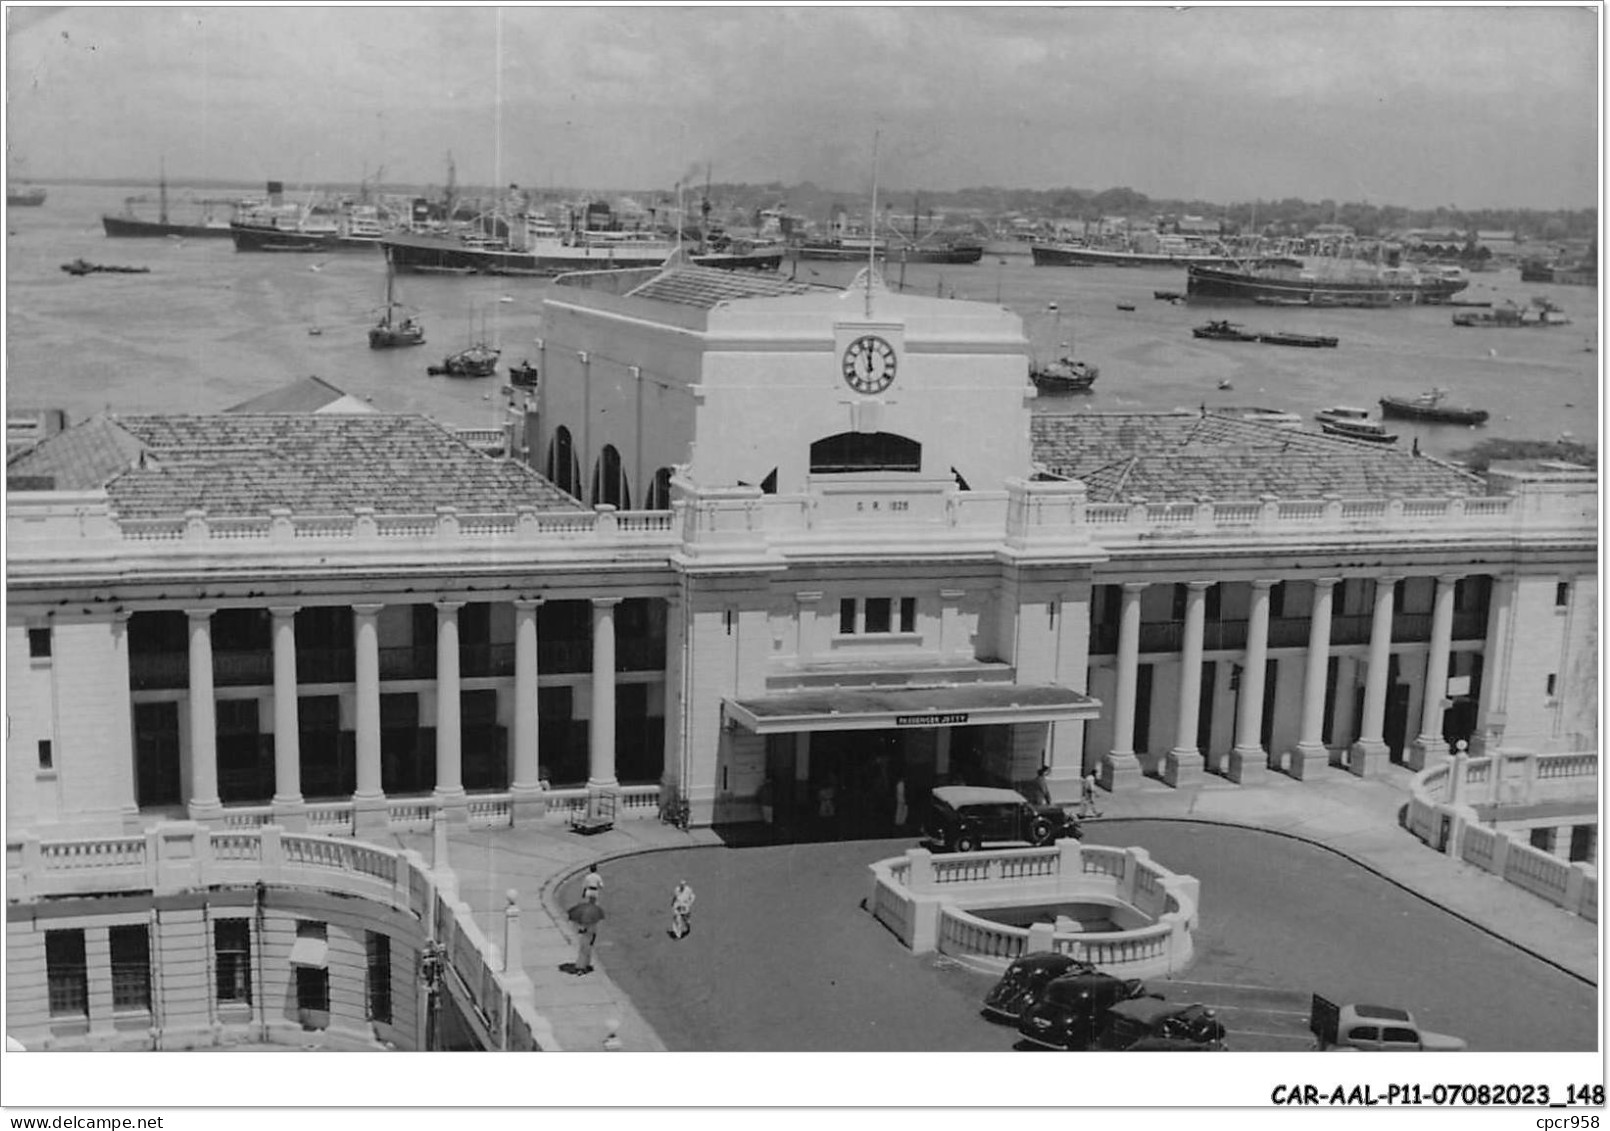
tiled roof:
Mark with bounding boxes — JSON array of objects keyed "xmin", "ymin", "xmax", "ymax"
[
  {"xmin": 1031, "ymin": 411, "xmax": 1483, "ymax": 501},
  {"xmin": 6, "ymin": 415, "xmax": 147, "ymax": 491},
  {"xmin": 624, "ymin": 263, "xmax": 822, "ymax": 308},
  {"xmin": 225, "ymin": 376, "xmax": 376, "ymax": 414},
  {"xmin": 10, "ymin": 414, "xmax": 583, "ymax": 518}
]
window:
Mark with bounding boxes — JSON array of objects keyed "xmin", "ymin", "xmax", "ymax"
[
  {"xmin": 864, "ymin": 598, "xmax": 892, "ymax": 634},
  {"xmin": 109, "ymin": 924, "xmax": 151, "ymax": 1012},
  {"xmin": 296, "ymin": 966, "xmax": 330, "ymax": 1014},
  {"xmin": 839, "ymin": 599, "xmax": 856, "ymax": 634},
  {"xmin": 809, "ymin": 431, "xmax": 921, "ymax": 474},
  {"xmin": 1268, "ymin": 582, "xmax": 1286, "ymax": 619},
  {"xmin": 366, "ymin": 931, "xmax": 392, "ymax": 1024},
  {"xmin": 899, "ymin": 597, "xmax": 917, "ymax": 634},
  {"xmin": 1530, "ymin": 827, "xmax": 1552, "ymax": 851},
  {"xmin": 215, "ymin": 918, "xmax": 252, "ymax": 1005},
  {"xmin": 28, "ymin": 627, "xmax": 51, "ymax": 658},
  {"xmin": 1381, "ymin": 1027, "xmax": 1421, "ymax": 1046},
  {"xmin": 294, "ymin": 922, "xmax": 330, "ymax": 1015},
  {"xmin": 1568, "ymin": 825, "xmax": 1593, "ymax": 863},
  {"xmin": 46, "ymin": 930, "xmax": 87, "ymax": 1018},
  {"xmin": 37, "ymin": 740, "xmax": 52, "ymax": 770},
  {"xmin": 1556, "ymin": 581, "xmax": 1571, "ymax": 608}
]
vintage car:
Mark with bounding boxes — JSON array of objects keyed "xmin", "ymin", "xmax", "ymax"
[
  {"xmin": 923, "ymin": 785, "xmax": 1082, "ymax": 854},
  {"xmin": 982, "ymin": 953, "xmax": 1097, "ymax": 1023},
  {"xmin": 1311, "ymin": 996, "xmax": 1466, "ymax": 1051},
  {"xmin": 1096, "ymin": 998, "xmax": 1227, "ymax": 1051},
  {"xmin": 1015, "ymin": 971, "xmax": 1152, "ymax": 1050}
]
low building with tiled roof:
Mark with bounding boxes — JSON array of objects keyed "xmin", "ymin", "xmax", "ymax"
[
  {"xmin": 1032, "ymin": 411, "xmax": 1481, "ymax": 501},
  {"xmin": 6, "ymin": 257, "xmax": 1597, "ymax": 1050}
]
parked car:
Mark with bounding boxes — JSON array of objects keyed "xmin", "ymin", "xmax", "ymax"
[
  {"xmin": 983, "ymin": 953, "xmax": 1097, "ymax": 1023},
  {"xmin": 924, "ymin": 785, "xmax": 1082, "ymax": 853},
  {"xmin": 1311, "ymin": 996, "xmax": 1466, "ymax": 1051},
  {"xmin": 1096, "ymin": 998, "xmax": 1227, "ymax": 1050},
  {"xmin": 1016, "ymin": 971, "xmax": 1152, "ymax": 1050}
]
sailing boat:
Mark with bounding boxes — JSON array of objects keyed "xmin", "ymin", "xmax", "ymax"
[
  {"xmin": 426, "ymin": 312, "xmax": 499, "ymax": 377},
  {"xmin": 1029, "ymin": 303, "xmax": 1098, "ymax": 394},
  {"xmin": 368, "ymin": 257, "xmax": 426, "ymax": 349}
]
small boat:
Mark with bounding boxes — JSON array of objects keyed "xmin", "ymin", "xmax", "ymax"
[
  {"xmin": 508, "ymin": 360, "xmax": 540, "ymax": 389},
  {"xmin": 1193, "ymin": 319, "xmax": 1258, "ymax": 342},
  {"xmin": 1257, "ymin": 331, "xmax": 1338, "ymax": 348},
  {"xmin": 1116, "ymin": 302, "xmax": 1136, "ymax": 312},
  {"xmin": 1451, "ymin": 298, "xmax": 1571, "ymax": 328},
  {"xmin": 59, "ymin": 258, "xmax": 151, "ymax": 276},
  {"xmin": 7, "ymin": 186, "xmax": 46, "ymax": 207},
  {"xmin": 1030, "ymin": 355, "xmax": 1098, "ymax": 394},
  {"xmin": 428, "ymin": 341, "xmax": 500, "ymax": 378},
  {"xmin": 1322, "ymin": 418, "xmax": 1398, "ymax": 444},
  {"xmin": 1379, "ymin": 388, "xmax": 1489, "ymax": 426},
  {"xmin": 1446, "ymin": 299, "xmax": 1493, "ymax": 308},
  {"xmin": 368, "ymin": 261, "xmax": 425, "ymax": 349},
  {"xmin": 1209, "ymin": 406, "xmax": 1304, "ymax": 429},
  {"xmin": 1153, "ymin": 290, "xmax": 1184, "ymax": 302},
  {"xmin": 1253, "ymin": 296, "xmax": 1312, "ymax": 307},
  {"xmin": 1315, "ymin": 406, "xmax": 1396, "ymax": 444}
]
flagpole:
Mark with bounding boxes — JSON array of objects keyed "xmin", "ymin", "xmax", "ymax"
[{"xmin": 867, "ymin": 130, "xmax": 879, "ymax": 319}]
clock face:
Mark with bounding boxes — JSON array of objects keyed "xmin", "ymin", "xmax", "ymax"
[{"xmin": 842, "ymin": 335, "xmax": 897, "ymax": 394}]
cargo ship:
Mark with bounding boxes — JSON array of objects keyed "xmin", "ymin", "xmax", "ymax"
[
  {"xmin": 1032, "ymin": 240, "xmax": 1239, "ymax": 268},
  {"xmin": 383, "ymin": 220, "xmax": 782, "ymax": 276},
  {"xmin": 1186, "ymin": 260, "xmax": 1468, "ymax": 305},
  {"xmin": 102, "ymin": 167, "xmax": 235, "ymax": 238}
]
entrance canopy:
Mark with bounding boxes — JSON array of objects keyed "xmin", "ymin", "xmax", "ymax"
[{"xmin": 725, "ymin": 684, "xmax": 1100, "ymax": 735}]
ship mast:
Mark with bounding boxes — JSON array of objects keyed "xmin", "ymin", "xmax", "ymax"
[{"xmin": 158, "ymin": 156, "xmax": 168, "ymax": 225}]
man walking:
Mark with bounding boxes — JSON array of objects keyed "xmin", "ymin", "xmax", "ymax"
[{"xmin": 670, "ymin": 879, "xmax": 697, "ymax": 940}]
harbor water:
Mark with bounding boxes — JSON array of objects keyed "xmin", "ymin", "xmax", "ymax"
[{"xmin": 6, "ymin": 183, "xmax": 1601, "ymax": 461}]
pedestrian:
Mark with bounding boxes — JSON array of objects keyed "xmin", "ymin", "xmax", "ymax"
[
  {"xmin": 670, "ymin": 879, "xmax": 697, "ymax": 939},
  {"xmin": 1079, "ymin": 769, "xmax": 1102, "ymax": 819},
  {"xmin": 1031, "ymin": 765, "xmax": 1053, "ymax": 807},
  {"xmin": 892, "ymin": 776, "xmax": 908, "ymax": 829},
  {"xmin": 567, "ymin": 899, "xmax": 604, "ymax": 974},
  {"xmin": 583, "ymin": 863, "xmax": 604, "ymax": 903}
]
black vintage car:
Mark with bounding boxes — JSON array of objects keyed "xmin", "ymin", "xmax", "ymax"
[
  {"xmin": 983, "ymin": 953, "xmax": 1098, "ymax": 1023},
  {"xmin": 1096, "ymin": 998, "xmax": 1226, "ymax": 1051},
  {"xmin": 923, "ymin": 785, "xmax": 1082, "ymax": 854},
  {"xmin": 1016, "ymin": 971, "xmax": 1153, "ymax": 1050}
]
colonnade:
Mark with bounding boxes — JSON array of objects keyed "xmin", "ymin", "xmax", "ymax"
[
  {"xmin": 1105, "ymin": 573, "xmax": 1474, "ymax": 788},
  {"xmin": 178, "ymin": 598, "xmax": 623, "ymax": 828}
]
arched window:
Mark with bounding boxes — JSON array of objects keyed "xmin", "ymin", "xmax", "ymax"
[
  {"xmin": 645, "ymin": 466, "xmax": 675, "ymax": 511},
  {"xmin": 591, "ymin": 444, "xmax": 630, "ymax": 509},
  {"xmin": 809, "ymin": 432, "xmax": 921, "ymax": 475},
  {"xmin": 546, "ymin": 427, "xmax": 581, "ymax": 498}
]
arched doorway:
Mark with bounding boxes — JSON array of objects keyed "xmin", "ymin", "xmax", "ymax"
[
  {"xmin": 592, "ymin": 444, "xmax": 631, "ymax": 509},
  {"xmin": 546, "ymin": 426, "xmax": 582, "ymax": 498}
]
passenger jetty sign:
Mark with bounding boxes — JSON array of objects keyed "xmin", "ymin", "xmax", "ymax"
[{"xmin": 895, "ymin": 713, "xmax": 968, "ymax": 726}]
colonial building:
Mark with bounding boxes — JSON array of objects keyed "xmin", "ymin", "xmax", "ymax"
[{"xmin": 7, "ymin": 262, "xmax": 1598, "ymax": 844}]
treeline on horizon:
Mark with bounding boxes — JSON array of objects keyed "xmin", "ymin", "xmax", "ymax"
[{"xmin": 51, "ymin": 174, "xmax": 1597, "ymax": 240}]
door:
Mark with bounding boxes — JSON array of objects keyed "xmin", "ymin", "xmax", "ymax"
[
  {"xmin": 134, "ymin": 701, "xmax": 182, "ymax": 808},
  {"xmin": 1133, "ymin": 664, "xmax": 1153, "ymax": 754}
]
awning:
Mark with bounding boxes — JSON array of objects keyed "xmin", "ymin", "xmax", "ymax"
[
  {"xmin": 288, "ymin": 937, "xmax": 328, "ymax": 969},
  {"xmin": 725, "ymin": 683, "xmax": 1100, "ymax": 735}
]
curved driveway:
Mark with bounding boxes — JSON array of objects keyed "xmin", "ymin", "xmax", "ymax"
[{"xmin": 567, "ymin": 820, "xmax": 1595, "ymax": 1052}]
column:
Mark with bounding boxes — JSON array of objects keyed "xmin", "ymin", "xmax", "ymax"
[
  {"xmin": 352, "ymin": 603, "xmax": 387, "ymax": 832},
  {"xmin": 1101, "ymin": 582, "xmax": 1146, "ymax": 791},
  {"xmin": 588, "ymin": 597, "xmax": 620, "ymax": 789},
  {"xmin": 1229, "ymin": 580, "xmax": 1275, "ymax": 784},
  {"xmin": 1349, "ymin": 576, "xmax": 1400, "ymax": 777},
  {"xmin": 509, "ymin": 598, "xmax": 546, "ymax": 821},
  {"xmin": 186, "ymin": 608, "xmax": 222, "ymax": 822},
  {"xmin": 1410, "ymin": 574, "xmax": 1460, "ymax": 770},
  {"xmin": 434, "ymin": 601, "xmax": 468, "ymax": 819},
  {"xmin": 269, "ymin": 606, "xmax": 306, "ymax": 828},
  {"xmin": 1290, "ymin": 578, "xmax": 1339, "ymax": 779},
  {"xmin": 795, "ymin": 592, "xmax": 822, "ymax": 662},
  {"xmin": 1471, "ymin": 573, "xmax": 1515, "ymax": 756},
  {"xmin": 112, "ymin": 612, "xmax": 141, "ymax": 828},
  {"xmin": 1164, "ymin": 582, "xmax": 1210, "ymax": 788}
]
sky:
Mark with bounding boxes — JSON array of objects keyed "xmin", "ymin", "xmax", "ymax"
[{"xmin": 2, "ymin": 3, "xmax": 1601, "ymax": 209}]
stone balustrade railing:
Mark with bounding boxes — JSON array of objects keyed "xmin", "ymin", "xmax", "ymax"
[
  {"xmin": 7, "ymin": 822, "xmax": 559, "ymax": 1051},
  {"xmin": 1406, "ymin": 750, "xmax": 1597, "ymax": 922},
  {"xmin": 868, "ymin": 840, "xmax": 1199, "ymax": 978}
]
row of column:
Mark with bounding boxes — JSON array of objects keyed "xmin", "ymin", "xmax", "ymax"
[
  {"xmin": 182, "ymin": 598, "xmax": 622, "ymax": 824},
  {"xmin": 1105, "ymin": 574, "xmax": 1464, "ymax": 787}
]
